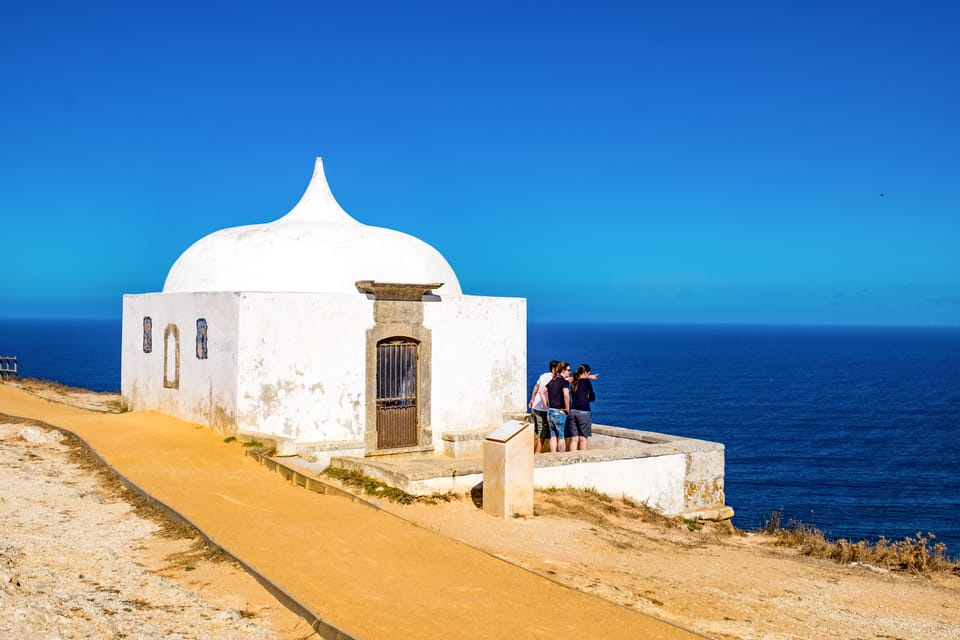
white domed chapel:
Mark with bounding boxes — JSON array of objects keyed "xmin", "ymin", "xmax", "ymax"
[{"xmin": 121, "ymin": 159, "xmax": 526, "ymax": 457}]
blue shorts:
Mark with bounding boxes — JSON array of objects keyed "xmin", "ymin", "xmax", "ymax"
[
  {"xmin": 567, "ymin": 409, "xmax": 592, "ymax": 438},
  {"xmin": 547, "ymin": 408, "xmax": 567, "ymax": 439}
]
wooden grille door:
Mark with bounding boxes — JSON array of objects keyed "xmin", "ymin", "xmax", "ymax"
[{"xmin": 376, "ymin": 339, "xmax": 418, "ymax": 448}]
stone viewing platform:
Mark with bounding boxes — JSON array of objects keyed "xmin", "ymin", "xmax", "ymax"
[{"xmin": 292, "ymin": 422, "xmax": 732, "ymax": 521}]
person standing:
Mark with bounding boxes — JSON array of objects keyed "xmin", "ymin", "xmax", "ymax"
[
  {"xmin": 541, "ymin": 361, "xmax": 571, "ymax": 453},
  {"xmin": 567, "ymin": 363, "xmax": 595, "ymax": 451},
  {"xmin": 528, "ymin": 360, "xmax": 558, "ymax": 453}
]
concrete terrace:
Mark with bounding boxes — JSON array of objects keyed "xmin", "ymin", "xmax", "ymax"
[{"xmin": 309, "ymin": 423, "xmax": 732, "ymax": 521}]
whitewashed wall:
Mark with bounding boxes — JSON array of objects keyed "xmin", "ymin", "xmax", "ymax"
[
  {"xmin": 534, "ymin": 455, "xmax": 688, "ymax": 513},
  {"xmin": 425, "ymin": 295, "xmax": 527, "ymax": 450},
  {"xmin": 121, "ymin": 292, "xmax": 240, "ymax": 432},
  {"xmin": 122, "ymin": 290, "xmax": 526, "ymax": 454},
  {"xmin": 233, "ymin": 293, "xmax": 372, "ymax": 449}
]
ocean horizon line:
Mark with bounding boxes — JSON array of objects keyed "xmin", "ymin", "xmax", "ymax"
[{"xmin": 1, "ymin": 315, "xmax": 958, "ymax": 330}]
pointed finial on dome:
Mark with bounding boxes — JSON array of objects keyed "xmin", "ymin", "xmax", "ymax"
[{"xmin": 278, "ymin": 157, "xmax": 359, "ymax": 224}]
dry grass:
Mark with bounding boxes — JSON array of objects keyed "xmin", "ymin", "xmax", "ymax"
[
  {"xmin": 534, "ymin": 486, "xmax": 734, "ymax": 553},
  {"xmin": 762, "ymin": 510, "xmax": 959, "ymax": 574},
  {"xmin": 321, "ymin": 466, "xmax": 459, "ymax": 505},
  {"xmin": 540, "ymin": 486, "xmax": 696, "ymax": 528},
  {"xmin": 4, "ymin": 378, "xmax": 126, "ymax": 413}
]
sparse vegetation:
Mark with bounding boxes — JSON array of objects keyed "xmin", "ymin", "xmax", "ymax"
[
  {"xmin": 684, "ymin": 518, "xmax": 703, "ymax": 532},
  {"xmin": 5, "ymin": 378, "xmax": 125, "ymax": 413},
  {"xmin": 538, "ymin": 486, "xmax": 711, "ymax": 533},
  {"xmin": 239, "ymin": 439, "xmax": 277, "ymax": 456},
  {"xmin": 574, "ymin": 486, "xmax": 613, "ymax": 502},
  {"xmin": 321, "ymin": 466, "xmax": 457, "ymax": 505},
  {"xmin": 761, "ymin": 510, "xmax": 959, "ymax": 574},
  {"xmin": 223, "ymin": 436, "xmax": 237, "ymax": 443}
]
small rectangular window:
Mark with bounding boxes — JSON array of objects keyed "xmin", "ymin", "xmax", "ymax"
[
  {"xmin": 143, "ymin": 317, "xmax": 153, "ymax": 353},
  {"xmin": 196, "ymin": 318, "xmax": 208, "ymax": 360}
]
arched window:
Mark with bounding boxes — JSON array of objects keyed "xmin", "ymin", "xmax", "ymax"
[{"xmin": 163, "ymin": 324, "xmax": 180, "ymax": 389}]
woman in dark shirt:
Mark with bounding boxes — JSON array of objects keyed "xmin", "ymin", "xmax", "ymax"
[
  {"xmin": 542, "ymin": 361, "xmax": 571, "ymax": 453},
  {"xmin": 568, "ymin": 363, "xmax": 595, "ymax": 451}
]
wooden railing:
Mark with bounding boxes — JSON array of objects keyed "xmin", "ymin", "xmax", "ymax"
[{"xmin": 0, "ymin": 356, "xmax": 18, "ymax": 379}]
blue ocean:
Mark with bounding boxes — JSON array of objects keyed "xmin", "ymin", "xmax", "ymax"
[
  {"xmin": 2, "ymin": 318, "xmax": 958, "ymax": 556},
  {"xmin": 529, "ymin": 322, "xmax": 960, "ymax": 557}
]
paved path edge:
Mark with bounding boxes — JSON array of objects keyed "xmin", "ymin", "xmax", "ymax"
[{"xmin": 4, "ymin": 411, "xmax": 359, "ymax": 640}]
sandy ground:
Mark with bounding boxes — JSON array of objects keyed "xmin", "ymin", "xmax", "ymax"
[
  {"xmin": 381, "ymin": 493, "xmax": 960, "ymax": 640},
  {"xmin": 0, "ymin": 419, "xmax": 320, "ymax": 640},
  {"xmin": 2, "ymin": 380, "xmax": 959, "ymax": 640}
]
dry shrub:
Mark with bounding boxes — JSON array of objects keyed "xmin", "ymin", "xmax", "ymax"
[{"xmin": 762, "ymin": 511, "xmax": 958, "ymax": 574}]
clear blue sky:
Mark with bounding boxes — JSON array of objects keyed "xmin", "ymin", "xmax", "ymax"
[{"xmin": 2, "ymin": 1, "xmax": 957, "ymax": 325}]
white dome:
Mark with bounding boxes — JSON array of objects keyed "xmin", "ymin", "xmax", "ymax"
[{"xmin": 162, "ymin": 158, "xmax": 462, "ymax": 295}]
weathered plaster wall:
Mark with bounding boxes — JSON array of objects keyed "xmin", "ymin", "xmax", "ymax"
[
  {"xmin": 424, "ymin": 295, "xmax": 527, "ymax": 450},
  {"xmin": 123, "ymin": 290, "xmax": 527, "ymax": 456},
  {"xmin": 121, "ymin": 292, "xmax": 240, "ymax": 433},
  {"xmin": 684, "ymin": 448, "xmax": 726, "ymax": 511},
  {"xmin": 234, "ymin": 293, "xmax": 372, "ymax": 452}
]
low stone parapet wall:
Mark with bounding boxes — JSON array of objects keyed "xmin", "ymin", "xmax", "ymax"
[
  {"xmin": 441, "ymin": 428, "xmax": 490, "ymax": 458},
  {"xmin": 441, "ymin": 413, "xmax": 530, "ymax": 458},
  {"xmin": 535, "ymin": 425, "xmax": 726, "ymax": 515},
  {"xmin": 338, "ymin": 424, "xmax": 728, "ymax": 518}
]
